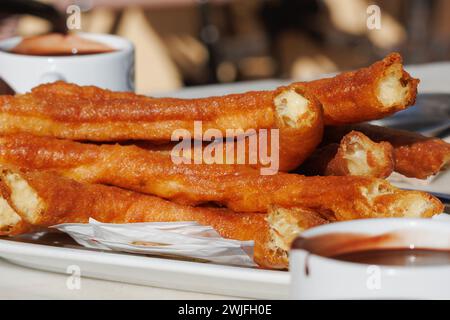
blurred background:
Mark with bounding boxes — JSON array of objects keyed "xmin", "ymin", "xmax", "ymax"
[{"xmin": 1, "ymin": 0, "xmax": 449, "ymax": 94}]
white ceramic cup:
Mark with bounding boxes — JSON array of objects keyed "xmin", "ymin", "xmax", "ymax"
[
  {"xmin": 0, "ymin": 33, "xmax": 134, "ymax": 93},
  {"xmin": 290, "ymin": 218, "xmax": 450, "ymax": 300}
]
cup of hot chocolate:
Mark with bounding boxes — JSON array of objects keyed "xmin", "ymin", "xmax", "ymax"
[
  {"xmin": 0, "ymin": 33, "xmax": 134, "ymax": 93},
  {"xmin": 290, "ymin": 217, "xmax": 450, "ymax": 299}
]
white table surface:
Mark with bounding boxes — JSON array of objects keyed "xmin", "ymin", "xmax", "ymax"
[
  {"xmin": 0, "ymin": 258, "xmax": 238, "ymax": 300},
  {"xmin": 0, "ymin": 61, "xmax": 449, "ymax": 300}
]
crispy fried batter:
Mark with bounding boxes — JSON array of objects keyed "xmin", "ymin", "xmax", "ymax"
[
  {"xmin": 293, "ymin": 52, "xmax": 419, "ymax": 125},
  {"xmin": 325, "ymin": 124, "xmax": 450, "ymax": 179},
  {"xmin": 0, "ymin": 134, "xmax": 442, "ymax": 220},
  {"xmin": 0, "ymin": 168, "xmax": 328, "ymax": 269},
  {"xmin": 0, "ymin": 82, "xmax": 318, "ymax": 139},
  {"xmin": 300, "ymin": 131, "xmax": 394, "ymax": 178},
  {"xmin": 0, "ymin": 82, "xmax": 275, "ymax": 140},
  {"xmin": 0, "ymin": 83, "xmax": 323, "ymax": 171},
  {"xmin": 135, "ymin": 124, "xmax": 324, "ymax": 173}
]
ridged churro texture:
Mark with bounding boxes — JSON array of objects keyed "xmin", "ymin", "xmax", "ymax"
[
  {"xmin": 0, "ymin": 83, "xmax": 323, "ymax": 171},
  {"xmin": 300, "ymin": 131, "xmax": 395, "ymax": 178},
  {"xmin": 0, "ymin": 82, "xmax": 319, "ymax": 139},
  {"xmin": 0, "ymin": 82, "xmax": 275, "ymax": 140},
  {"xmin": 0, "ymin": 134, "xmax": 442, "ymax": 220},
  {"xmin": 294, "ymin": 53, "xmax": 419, "ymax": 125},
  {"xmin": 0, "ymin": 168, "xmax": 328, "ymax": 269},
  {"xmin": 325, "ymin": 124, "xmax": 450, "ymax": 179},
  {"xmin": 135, "ymin": 124, "xmax": 323, "ymax": 173}
]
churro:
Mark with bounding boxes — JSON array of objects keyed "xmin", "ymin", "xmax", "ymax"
[
  {"xmin": 300, "ymin": 131, "xmax": 394, "ymax": 178},
  {"xmin": 325, "ymin": 124, "xmax": 450, "ymax": 179},
  {"xmin": 0, "ymin": 168, "xmax": 328, "ymax": 268},
  {"xmin": 0, "ymin": 133, "xmax": 442, "ymax": 220},
  {"xmin": 294, "ymin": 53, "xmax": 418, "ymax": 124}
]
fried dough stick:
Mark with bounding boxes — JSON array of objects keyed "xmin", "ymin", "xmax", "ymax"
[
  {"xmin": 0, "ymin": 82, "xmax": 323, "ymax": 171},
  {"xmin": 0, "ymin": 168, "xmax": 328, "ymax": 269},
  {"xmin": 325, "ymin": 124, "xmax": 450, "ymax": 179},
  {"xmin": 133, "ymin": 127, "xmax": 321, "ymax": 173},
  {"xmin": 299, "ymin": 131, "xmax": 394, "ymax": 178},
  {"xmin": 0, "ymin": 134, "xmax": 442, "ymax": 220},
  {"xmin": 293, "ymin": 52, "xmax": 419, "ymax": 125}
]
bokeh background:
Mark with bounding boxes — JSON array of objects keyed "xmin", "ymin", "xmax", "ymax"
[{"xmin": 1, "ymin": 0, "xmax": 449, "ymax": 94}]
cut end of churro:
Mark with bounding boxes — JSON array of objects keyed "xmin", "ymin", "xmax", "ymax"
[
  {"xmin": 358, "ymin": 179, "xmax": 443, "ymax": 219},
  {"xmin": 384, "ymin": 191, "xmax": 444, "ymax": 218},
  {"xmin": 340, "ymin": 131, "xmax": 394, "ymax": 178},
  {"xmin": 266, "ymin": 206, "xmax": 328, "ymax": 264},
  {"xmin": 274, "ymin": 89, "xmax": 313, "ymax": 128},
  {"xmin": 378, "ymin": 65, "xmax": 409, "ymax": 107},
  {"xmin": 2, "ymin": 170, "xmax": 44, "ymax": 225},
  {"xmin": 0, "ymin": 196, "xmax": 22, "ymax": 235},
  {"xmin": 376, "ymin": 54, "xmax": 418, "ymax": 110}
]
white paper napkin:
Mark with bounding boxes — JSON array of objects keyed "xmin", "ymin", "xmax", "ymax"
[{"xmin": 52, "ymin": 219, "xmax": 256, "ymax": 267}]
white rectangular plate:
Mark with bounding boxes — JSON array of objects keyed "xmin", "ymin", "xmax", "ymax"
[{"xmin": 0, "ymin": 235, "xmax": 289, "ymax": 299}]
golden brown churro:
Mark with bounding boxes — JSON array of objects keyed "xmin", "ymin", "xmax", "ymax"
[
  {"xmin": 135, "ymin": 125, "xmax": 324, "ymax": 173},
  {"xmin": 0, "ymin": 168, "xmax": 328, "ymax": 268},
  {"xmin": 0, "ymin": 134, "xmax": 442, "ymax": 220},
  {"xmin": 0, "ymin": 54, "xmax": 418, "ymax": 169},
  {"xmin": 293, "ymin": 52, "xmax": 419, "ymax": 125},
  {"xmin": 0, "ymin": 82, "xmax": 323, "ymax": 171},
  {"xmin": 0, "ymin": 81, "xmax": 319, "ymax": 140},
  {"xmin": 300, "ymin": 131, "xmax": 395, "ymax": 178},
  {"xmin": 325, "ymin": 124, "xmax": 450, "ymax": 179}
]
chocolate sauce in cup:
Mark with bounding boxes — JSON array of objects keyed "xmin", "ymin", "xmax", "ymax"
[
  {"xmin": 331, "ymin": 247, "xmax": 450, "ymax": 266},
  {"xmin": 0, "ymin": 33, "xmax": 134, "ymax": 93},
  {"xmin": 289, "ymin": 218, "xmax": 450, "ymax": 299},
  {"xmin": 292, "ymin": 231, "xmax": 450, "ymax": 267}
]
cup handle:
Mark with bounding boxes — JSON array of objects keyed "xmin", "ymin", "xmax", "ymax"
[{"xmin": 40, "ymin": 72, "xmax": 66, "ymax": 84}]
